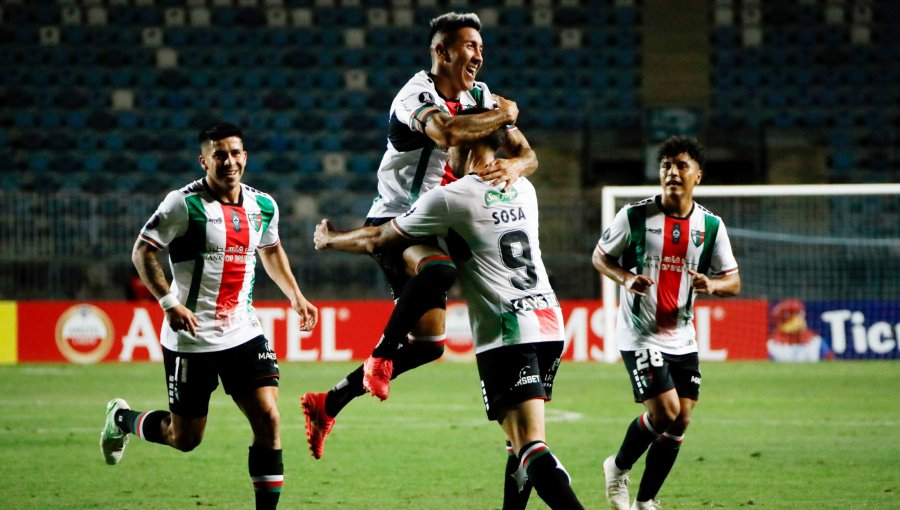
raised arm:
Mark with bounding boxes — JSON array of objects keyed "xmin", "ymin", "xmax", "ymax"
[
  {"xmin": 313, "ymin": 219, "xmax": 407, "ymax": 254},
  {"xmin": 258, "ymin": 241, "xmax": 318, "ymax": 331},
  {"xmin": 424, "ymin": 95, "xmax": 518, "ymax": 147}
]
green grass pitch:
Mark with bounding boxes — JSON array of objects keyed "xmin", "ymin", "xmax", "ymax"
[{"xmin": 0, "ymin": 361, "xmax": 897, "ymax": 509}]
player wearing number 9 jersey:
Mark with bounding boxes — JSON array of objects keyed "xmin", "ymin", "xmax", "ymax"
[
  {"xmin": 392, "ymin": 174, "xmax": 562, "ymax": 354},
  {"xmin": 592, "ymin": 136, "xmax": 740, "ymax": 510},
  {"xmin": 313, "ymin": 127, "xmax": 583, "ymax": 510}
]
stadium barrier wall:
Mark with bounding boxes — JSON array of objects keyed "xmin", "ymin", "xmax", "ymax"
[{"xmin": 3, "ymin": 299, "xmax": 896, "ymax": 365}]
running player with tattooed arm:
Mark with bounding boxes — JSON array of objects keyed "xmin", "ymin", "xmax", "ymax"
[
  {"xmin": 313, "ymin": 114, "xmax": 583, "ymax": 510},
  {"xmin": 99, "ymin": 122, "xmax": 318, "ymax": 510},
  {"xmin": 300, "ymin": 11, "xmax": 537, "ymax": 461},
  {"xmin": 593, "ymin": 136, "xmax": 740, "ymax": 510}
]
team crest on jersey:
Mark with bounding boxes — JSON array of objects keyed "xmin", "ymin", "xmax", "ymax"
[
  {"xmin": 671, "ymin": 223, "xmax": 681, "ymax": 244},
  {"xmin": 691, "ymin": 229, "xmax": 705, "ymax": 247},
  {"xmin": 247, "ymin": 212, "xmax": 262, "ymax": 232},
  {"xmin": 231, "ymin": 209, "xmax": 241, "ymax": 232},
  {"xmin": 484, "ymin": 188, "xmax": 518, "ymax": 206}
]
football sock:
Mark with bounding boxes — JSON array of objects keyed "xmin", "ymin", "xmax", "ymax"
[
  {"xmin": 325, "ymin": 368, "xmax": 366, "ymax": 418},
  {"xmin": 389, "ymin": 340, "xmax": 444, "ymax": 377},
  {"xmin": 249, "ymin": 446, "xmax": 283, "ymax": 510},
  {"xmin": 324, "ymin": 341, "xmax": 444, "ymax": 417},
  {"xmin": 503, "ymin": 441, "xmax": 532, "ymax": 510},
  {"xmin": 115, "ymin": 409, "xmax": 169, "ymax": 445},
  {"xmin": 372, "ymin": 260, "xmax": 456, "ymax": 358},
  {"xmin": 615, "ymin": 411, "xmax": 659, "ymax": 470},
  {"xmin": 519, "ymin": 441, "xmax": 584, "ymax": 510},
  {"xmin": 636, "ymin": 432, "xmax": 683, "ymax": 502}
]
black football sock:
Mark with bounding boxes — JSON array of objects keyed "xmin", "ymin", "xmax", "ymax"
[
  {"xmin": 389, "ymin": 341, "xmax": 444, "ymax": 377},
  {"xmin": 615, "ymin": 411, "xmax": 659, "ymax": 470},
  {"xmin": 503, "ymin": 441, "xmax": 532, "ymax": 510},
  {"xmin": 324, "ymin": 366, "xmax": 366, "ymax": 418},
  {"xmin": 249, "ymin": 446, "xmax": 283, "ymax": 510},
  {"xmin": 115, "ymin": 409, "xmax": 169, "ymax": 445},
  {"xmin": 636, "ymin": 432, "xmax": 683, "ymax": 502},
  {"xmin": 323, "ymin": 341, "xmax": 444, "ymax": 418},
  {"xmin": 519, "ymin": 441, "xmax": 584, "ymax": 510},
  {"xmin": 371, "ymin": 260, "xmax": 455, "ymax": 358}
]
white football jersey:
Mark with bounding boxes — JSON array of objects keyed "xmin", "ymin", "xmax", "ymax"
[
  {"xmin": 597, "ymin": 195, "xmax": 739, "ymax": 354},
  {"xmin": 392, "ymin": 175, "xmax": 564, "ymax": 354},
  {"xmin": 366, "ymin": 70, "xmax": 497, "ymax": 218},
  {"xmin": 139, "ymin": 179, "xmax": 280, "ymax": 353}
]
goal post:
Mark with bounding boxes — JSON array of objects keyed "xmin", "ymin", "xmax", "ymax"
[{"xmin": 599, "ymin": 183, "xmax": 900, "ymax": 362}]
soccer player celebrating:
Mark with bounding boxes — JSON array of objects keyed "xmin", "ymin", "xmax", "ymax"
[
  {"xmin": 301, "ymin": 11, "xmax": 537, "ymax": 460},
  {"xmin": 313, "ymin": 118, "xmax": 583, "ymax": 510},
  {"xmin": 99, "ymin": 122, "xmax": 318, "ymax": 510},
  {"xmin": 592, "ymin": 136, "xmax": 741, "ymax": 510}
]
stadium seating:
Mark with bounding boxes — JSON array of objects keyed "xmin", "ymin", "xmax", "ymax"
[{"xmin": 2, "ymin": 0, "xmax": 898, "ymax": 300}]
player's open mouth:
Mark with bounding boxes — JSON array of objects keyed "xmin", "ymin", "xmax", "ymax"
[{"xmin": 465, "ymin": 65, "xmax": 478, "ymax": 78}]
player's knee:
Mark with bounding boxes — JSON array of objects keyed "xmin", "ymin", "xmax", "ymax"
[
  {"xmin": 418, "ymin": 263, "xmax": 456, "ymax": 292},
  {"xmin": 649, "ymin": 409, "xmax": 678, "ymax": 431}
]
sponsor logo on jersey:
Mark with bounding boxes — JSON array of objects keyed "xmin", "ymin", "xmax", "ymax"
[
  {"xmin": 646, "ymin": 228, "xmax": 662, "ymax": 235},
  {"xmin": 671, "ymin": 223, "xmax": 681, "ymax": 244},
  {"xmin": 208, "ymin": 217, "xmax": 223, "ymax": 224},
  {"xmin": 484, "ymin": 188, "xmax": 518, "ymax": 206},
  {"xmin": 258, "ymin": 352, "xmax": 277, "ymax": 361},
  {"xmin": 511, "ymin": 292, "xmax": 559, "ymax": 311},
  {"xmin": 602, "ymin": 227, "xmax": 611, "ymax": 242},
  {"xmin": 691, "ymin": 229, "xmax": 705, "ymax": 247},
  {"xmin": 248, "ymin": 212, "xmax": 262, "ymax": 232}
]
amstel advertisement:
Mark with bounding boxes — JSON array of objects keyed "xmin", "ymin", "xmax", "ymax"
[{"xmin": 2, "ymin": 299, "xmax": 777, "ymax": 364}]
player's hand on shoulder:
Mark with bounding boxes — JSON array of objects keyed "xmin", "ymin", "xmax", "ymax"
[{"xmin": 313, "ymin": 219, "xmax": 333, "ymax": 250}]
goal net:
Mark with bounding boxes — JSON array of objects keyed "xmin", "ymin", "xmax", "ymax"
[{"xmin": 599, "ymin": 184, "xmax": 900, "ymax": 362}]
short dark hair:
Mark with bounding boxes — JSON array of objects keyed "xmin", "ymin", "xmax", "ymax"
[
  {"xmin": 428, "ymin": 12, "xmax": 481, "ymax": 46},
  {"xmin": 657, "ymin": 136, "xmax": 706, "ymax": 170},
  {"xmin": 198, "ymin": 121, "xmax": 243, "ymax": 145}
]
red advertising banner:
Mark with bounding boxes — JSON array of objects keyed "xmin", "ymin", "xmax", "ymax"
[{"xmin": 15, "ymin": 299, "xmax": 769, "ymax": 363}]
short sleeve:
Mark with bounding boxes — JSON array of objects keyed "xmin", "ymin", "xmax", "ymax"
[
  {"xmin": 396, "ymin": 89, "xmax": 442, "ymax": 134},
  {"xmin": 709, "ymin": 221, "xmax": 739, "ymax": 276},
  {"xmin": 391, "ymin": 186, "xmax": 450, "ymax": 239},
  {"xmin": 138, "ymin": 190, "xmax": 188, "ymax": 249},
  {"xmin": 257, "ymin": 195, "xmax": 280, "ymax": 249},
  {"xmin": 596, "ymin": 207, "xmax": 632, "ymax": 258}
]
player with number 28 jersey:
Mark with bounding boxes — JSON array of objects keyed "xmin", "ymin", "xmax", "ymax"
[{"xmin": 596, "ymin": 196, "xmax": 738, "ymax": 355}]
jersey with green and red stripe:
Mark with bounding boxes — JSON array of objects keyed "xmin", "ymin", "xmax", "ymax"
[
  {"xmin": 138, "ymin": 179, "xmax": 279, "ymax": 353},
  {"xmin": 597, "ymin": 195, "xmax": 739, "ymax": 354}
]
